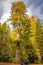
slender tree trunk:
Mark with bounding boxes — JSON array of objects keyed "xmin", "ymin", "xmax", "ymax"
[
  {"xmin": 15, "ymin": 26, "xmax": 21, "ymax": 63},
  {"xmin": 15, "ymin": 42, "xmax": 20, "ymax": 63},
  {"xmin": 15, "ymin": 12, "xmax": 21, "ymax": 63}
]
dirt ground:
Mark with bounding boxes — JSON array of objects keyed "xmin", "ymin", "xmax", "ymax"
[{"xmin": 0, "ymin": 63, "xmax": 43, "ymax": 65}]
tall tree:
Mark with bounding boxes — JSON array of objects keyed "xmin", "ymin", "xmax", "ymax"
[
  {"xmin": 38, "ymin": 25, "xmax": 43, "ymax": 63},
  {"xmin": 10, "ymin": 1, "xmax": 26, "ymax": 63},
  {"xmin": 29, "ymin": 16, "xmax": 41, "ymax": 63},
  {"xmin": 0, "ymin": 23, "xmax": 13, "ymax": 62}
]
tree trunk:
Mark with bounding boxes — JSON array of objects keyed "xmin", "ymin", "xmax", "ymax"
[
  {"xmin": 15, "ymin": 42, "xmax": 20, "ymax": 63},
  {"xmin": 15, "ymin": 23, "xmax": 21, "ymax": 63},
  {"xmin": 15, "ymin": 12, "xmax": 21, "ymax": 63}
]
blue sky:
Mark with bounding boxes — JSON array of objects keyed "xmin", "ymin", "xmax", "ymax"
[{"xmin": 0, "ymin": 0, "xmax": 43, "ymax": 23}]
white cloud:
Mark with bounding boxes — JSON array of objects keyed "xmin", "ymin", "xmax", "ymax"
[
  {"xmin": 3, "ymin": 0, "xmax": 11, "ymax": 13},
  {"xmin": 26, "ymin": 2, "xmax": 43, "ymax": 21},
  {"xmin": 0, "ymin": 0, "xmax": 43, "ymax": 23},
  {"xmin": 0, "ymin": 13, "xmax": 10, "ymax": 24},
  {"xmin": 2, "ymin": 0, "xmax": 17, "ymax": 15},
  {"xmin": 26, "ymin": 9, "xmax": 32, "ymax": 17},
  {"xmin": 26, "ymin": 4, "xmax": 35, "ymax": 16},
  {"xmin": 0, "ymin": 0, "xmax": 15, "ymax": 24}
]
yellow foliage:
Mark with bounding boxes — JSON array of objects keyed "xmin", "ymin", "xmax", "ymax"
[
  {"xmin": 10, "ymin": 30, "xmax": 17, "ymax": 41},
  {"xmin": 29, "ymin": 16, "xmax": 41, "ymax": 61}
]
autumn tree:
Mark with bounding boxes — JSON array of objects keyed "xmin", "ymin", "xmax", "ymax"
[
  {"xmin": 10, "ymin": 1, "xmax": 27, "ymax": 63},
  {"xmin": 29, "ymin": 16, "xmax": 41, "ymax": 63},
  {"xmin": 38, "ymin": 25, "xmax": 43, "ymax": 63},
  {"xmin": 10, "ymin": 1, "xmax": 42, "ymax": 63},
  {"xmin": 0, "ymin": 23, "xmax": 13, "ymax": 62}
]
